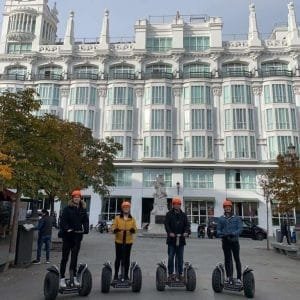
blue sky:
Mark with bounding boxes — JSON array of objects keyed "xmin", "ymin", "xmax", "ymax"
[{"xmin": 0, "ymin": 0, "xmax": 299, "ymax": 39}]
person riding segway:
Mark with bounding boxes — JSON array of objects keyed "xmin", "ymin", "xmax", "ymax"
[
  {"xmin": 155, "ymin": 196, "xmax": 196, "ymax": 291},
  {"xmin": 212, "ymin": 199, "xmax": 255, "ymax": 298},
  {"xmin": 43, "ymin": 190, "xmax": 92, "ymax": 300},
  {"xmin": 101, "ymin": 201, "xmax": 142, "ymax": 293}
]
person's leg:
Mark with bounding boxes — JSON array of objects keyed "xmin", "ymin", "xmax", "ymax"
[
  {"xmin": 44, "ymin": 235, "xmax": 51, "ymax": 261},
  {"xmin": 222, "ymin": 239, "xmax": 233, "ymax": 279},
  {"xmin": 36, "ymin": 236, "xmax": 43, "ymax": 261},
  {"xmin": 231, "ymin": 241, "xmax": 242, "ymax": 280},
  {"xmin": 177, "ymin": 245, "xmax": 184, "ymax": 276},
  {"xmin": 124, "ymin": 244, "xmax": 132, "ymax": 280},
  {"xmin": 167, "ymin": 244, "xmax": 176, "ymax": 276},
  {"xmin": 60, "ymin": 238, "xmax": 71, "ymax": 278},
  {"xmin": 114, "ymin": 243, "xmax": 122, "ymax": 279},
  {"xmin": 69, "ymin": 235, "xmax": 82, "ymax": 276}
]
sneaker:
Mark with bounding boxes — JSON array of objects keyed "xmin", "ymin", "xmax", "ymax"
[
  {"xmin": 45, "ymin": 261, "xmax": 50, "ymax": 264},
  {"xmin": 236, "ymin": 279, "xmax": 242, "ymax": 285},
  {"xmin": 74, "ymin": 277, "xmax": 80, "ymax": 287},
  {"xmin": 177, "ymin": 274, "xmax": 184, "ymax": 281},
  {"xmin": 60, "ymin": 278, "xmax": 67, "ymax": 288},
  {"xmin": 32, "ymin": 259, "xmax": 41, "ymax": 265}
]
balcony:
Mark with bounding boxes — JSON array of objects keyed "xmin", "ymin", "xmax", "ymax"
[
  {"xmin": 143, "ymin": 71, "xmax": 173, "ymax": 80},
  {"xmin": 0, "ymin": 74, "xmax": 26, "ymax": 81},
  {"xmin": 182, "ymin": 71, "xmax": 213, "ymax": 79},
  {"xmin": 221, "ymin": 70, "xmax": 252, "ymax": 78},
  {"xmin": 71, "ymin": 73, "xmax": 98, "ymax": 80},
  {"xmin": 260, "ymin": 69, "xmax": 293, "ymax": 77},
  {"xmin": 108, "ymin": 73, "xmax": 136, "ymax": 80},
  {"xmin": 34, "ymin": 73, "xmax": 63, "ymax": 81}
]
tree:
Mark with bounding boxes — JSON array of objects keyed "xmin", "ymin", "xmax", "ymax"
[{"xmin": 0, "ymin": 152, "xmax": 13, "ymax": 181}]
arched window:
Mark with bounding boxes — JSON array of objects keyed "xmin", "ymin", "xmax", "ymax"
[
  {"xmin": 261, "ymin": 61, "xmax": 291, "ymax": 77},
  {"xmin": 183, "ymin": 63, "xmax": 211, "ymax": 78},
  {"xmin": 109, "ymin": 64, "xmax": 135, "ymax": 80},
  {"xmin": 6, "ymin": 66, "xmax": 27, "ymax": 80},
  {"xmin": 222, "ymin": 63, "xmax": 250, "ymax": 77},
  {"xmin": 145, "ymin": 64, "xmax": 173, "ymax": 79},
  {"xmin": 37, "ymin": 65, "xmax": 63, "ymax": 80},
  {"xmin": 73, "ymin": 65, "xmax": 98, "ymax": 80}
]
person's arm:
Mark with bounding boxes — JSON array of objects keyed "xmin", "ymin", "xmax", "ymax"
[
  {"xmin": 217, "ymin": 217, "xmax": 224, "ymax": 238},
  {"xmin": 184, "ymin": 214, "xmax": 191, "ymax": 236},
  {"xmin": 164, "ymin": 212, "xmax": 171, "ymax": 234},
  {"xmin": 111, "ymin": 216, "xmax": 120, "ymax": 233},
  {"xmin": 36, "ymin": 218, "xmax": 45, "ymax": 231},
  {"xmin": 130, "ymin": 218, "xmax": 138, "ymax": 234},
  {"xmin": 60, "ymin": 207, "xmax": 71, "ymax": 232},
  {"xmin": 82, "ymin": 210, "xmax": 89, "ymax": 234}
]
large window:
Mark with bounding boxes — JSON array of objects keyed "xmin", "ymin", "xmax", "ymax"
[
  {"xmin": 73, "ymin": 65, "xmax": 98, "ymax": 79},
  {"xmin": 146, "ymin": 37, "xmax": 172, "ymax": 52},
  {"xmin": 67, "ymin": 110, "xmax": 95, "ymax": 130},
  {"xmin": 69, "ymin": 87, "xmax": 97, "ymax": 105},
  {"xmin": 101, "ymin": 197, "xmax": 131, "ymax": 221},
  {"xmin": 184, "ymin": 136, "xmax": 213, "ymax": 159},
  {"xmin": 223, "ymin": 85, "xmax": 252, "ymax": 104},
  {"xmin": 106, "ymin": 109, "xmax": 133, "ymax": 130},
  {"xmin": 7, "ymin": 43, "xmax": 32, "ymax": 54},
  {"xmin": 225, "ymin": 108, "xmax": 254, "ymax": 130},
  {"xmin": 37, "ymin": 84, "xmax": 60, "ymax": 106},
  {"xmin": 183, "ymin": 36, "xmax": 210, "ymax": 51},
  {"xmin": 264, "ymin": 84, "xmax": 294, "ymax": 103},
  {"xmin": 143, "ymin": 169, "xmax": 172, "ymax": 187},
  {"xmin": 38, "ymin": 66, "xmax": 63, "ymax": 80},
  {"xmin": 183, "ymin": 86, "xmax": 211, "ymax": 105},
  {"xmin": 226, "ymin": 169, "xmax": 257, "ymax": 189},
  {"xmin": 184, "ymin": 109, "xmax": 212, "ymax": 130},
  {"xmin": 112, "ymin": 136, "xmax": 132, "ymax": 158},
  {"xmin": 271, "ymin": 203, "xmax": 296, "ymax": 226},
  {"xmin": 185, "ymin": 200, "xmax": 214, "ymax": 224},
  {"xmin": 145, "ymin": 109, "xmax": 172, "ymax": 130},
  {"xmin": 114, "ymin": 169, "xmax": 132, "ymax": 187},
  {"xmin": 268, "ymin": 136, "xmax": 299, "ymax": 159},
  {"xmin": 109, "ymin": 65, "xmax": 135, "ymax": 79},
  {"xmin": 183, "ymin": 169, "xmax": 214, "ymax": 189},
  {"xmin": 144, "ymin": 136, "xmax": 172, "ymax": 158},
  {"xmin": 232, "ymin": 202, "xmax": 258, "ymax": 224},
  {"xmin": 107, "ymin": 87, "xmax": 134, "ymax": 105},
  {"xmin": 6, "ymin": 66, "xmax": 27, "ymax": 80},
  {"xmin": 144, "ymin": 86, "xmax": 172, "ymax": 105},
  {"xmin": 226, "ymin": 136, "xmax": 256, "ymax": 159}
]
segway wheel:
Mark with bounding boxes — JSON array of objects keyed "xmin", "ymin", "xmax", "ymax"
[
  {"xmin": 131, "ymin": 266, "xmax": 142, "ymax": 292},
  {"xmin": 156, "ymin": 266, "xmax": 166, "ymax": 291},
  {"xmin": 243, "ymin": 271, "xmax": 255, "ymax": 298},
  {"xmin": 212, "ymin": 267, "xmax": 223, "ymax": 293},
  {"xmin": 101, "ymin": 266, "xmax": 112, "ymax": 293},
  {"xmin": 78, "ymin": 268, "xmax": 93, "ymax": 296},
  {"xmin": 186, "ymin": 267, "xmax": 196, "ymax": 291},
  {"xmin": 44, "ymin": 271, "xmax": 59, "ymax": 300}
]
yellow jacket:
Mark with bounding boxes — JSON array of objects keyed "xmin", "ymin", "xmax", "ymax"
[{"xmin": 111, "ymin": 214, "xmax": 137, "ymax": 244}]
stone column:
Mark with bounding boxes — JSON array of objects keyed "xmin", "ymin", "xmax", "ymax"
[
  {"xmin": 134, "ymin": 86, "xmax": 144, "ymax": 160},
  {"xmin": 173, "ymin": 86, "xmax": 183, "ymax": 160},
  {"xmin": 60, "ymin": 86, "xmax": 70, "ymax": 120},
  {"xmin": 212, "ymin": 85, "xmax": 223, "ymax": 160},
  {"xmin": 97, "ymin": 86, "xmax": 107, "ymax": 140}
]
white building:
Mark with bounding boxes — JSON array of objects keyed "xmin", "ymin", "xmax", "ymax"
[{"xmin": 0, "ymin": 0, "xmax": 299, "ymax": 233}]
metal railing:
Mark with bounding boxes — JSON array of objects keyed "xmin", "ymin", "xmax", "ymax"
[
  {"xmin": 0, "ymin": 74, "xmax": 26, "ymax": 81},
  {"xmin": 260, "ymin": 69, "xmax": 293, "ymax": 77},
  {"xmin": 34, "ymin": 73, "xmax": 63, "ymax": 81},
  {"xmin": 108, "ymin": 73, "xmax": 136, "ymax": 80},
  {"xmin": 182, "ymin": 71, "xmax": 213, "ymax": 79},
  {"xmin": 143, "ymin": 71, "xmax": 173, "ymax": 80},
  {"xmin": 221, "ymin": 70, "xmax": 252, "ymax": 78},
  {"xmin": 71, "ymin": 73, "xmax": 99, "ymax": 80}
]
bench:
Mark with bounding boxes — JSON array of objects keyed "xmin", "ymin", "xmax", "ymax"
[{"xmin": 271, "ymin": 242, "xmax": 299, "ymax": 258}]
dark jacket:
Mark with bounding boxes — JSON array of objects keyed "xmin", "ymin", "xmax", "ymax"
[
  {"xmin": 217, "ymin": 214, "xmax": 242, "ymax": 241},
  {"xmin": 164, "ymin": 208, "xmax": 191, "ymax": 246},
  {"xmin": 37, "ymin": 215, "xmax": 53, "ymax": 237},
  {"xmin": 59, "ymin": 200, "xmax": 89, "ymax": 239}
]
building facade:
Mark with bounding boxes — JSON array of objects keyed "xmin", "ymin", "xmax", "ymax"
[{"xmin": 0, "ymin": 0, "xmax": 299, "ymax": 233}]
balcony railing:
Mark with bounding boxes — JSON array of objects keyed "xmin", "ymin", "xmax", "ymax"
[
  {"xmin": 34, "ymin": 73, "xmax": 63, "ymax": 81},
  {"xmin": 143, "ymin": 71, "xmax": 173, "ymax": 80},
  {"xmin": 71, "ymin": 73, "xmax": 98, "ymax": 80},
  {"xmin": 182, "ymin": 71, "xmax": 213, "ymax": 79},
  {"xmin": 108, "ymin": 73, "xmax": 136, "ymax": 80},
  {"xmin": 221, "ymin": 70, "xmax": 252, "ymax": 78},
  {"xmin": 0, "ymin": 74, "xmax": 26, "ymax": 81},
  {"xmin": 260, "ymin": 69, "xmax": 293, "ymax": 77}
]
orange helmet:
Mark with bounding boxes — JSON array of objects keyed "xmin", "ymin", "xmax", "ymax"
[
  {"xmin": 172, "ymin": 197, "xmax": 182, "ymax": 206},
  {"xmin": 121, "ymin": 201, "xmax": 131, "ymax": 209},
  {"xmin": 223, "ymin": 199, "xmax": 232, "ymax": 208},
  {"xmin": 71, "ymin": 190, "xmax": 82, "ymax": 198}
]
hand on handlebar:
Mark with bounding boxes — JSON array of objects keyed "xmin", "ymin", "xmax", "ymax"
[{"xmin": 169, "ymin": 232, "xmax": 175, "ymax": 237}]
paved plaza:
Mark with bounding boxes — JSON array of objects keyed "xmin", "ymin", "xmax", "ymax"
[{"xmin": 0, "ymin": 231, "xmax": 299, "ymax": 300}]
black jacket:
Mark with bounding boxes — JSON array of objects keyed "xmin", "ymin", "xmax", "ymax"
[
  {"xmin": 164, "ymin": 208, "xmax": 191, "ymax": 246},
  {"xmin": 37, "ymin": 215, "xmax": 53, "ymax": 237},
  {"xmin": 59, "ymin": 201, "xmax": 89, "ymax": 238}
]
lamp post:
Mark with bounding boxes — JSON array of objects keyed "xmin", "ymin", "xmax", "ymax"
[
  {"xmin": 257, "ymin": 175, "xmax": 270, "ymax": 250},
  {"xmin": 176, "ymin": 182, "xmax": 180, "ymax": 195}
]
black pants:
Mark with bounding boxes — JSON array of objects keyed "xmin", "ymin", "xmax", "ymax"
[
  {"xmin": 60, "ymin": 233, "xmax": 82, "ymax": 278},
  {"xmin": 280, "ymin": 231, "xmax": 291, "ymax": 244},
  {"xmin": 222, "ymin": 238, "xmax": 242, "ymax": 280},
  {"xmin": 114, "ymin": 243, "xmax": 132, "ymax": 278}
]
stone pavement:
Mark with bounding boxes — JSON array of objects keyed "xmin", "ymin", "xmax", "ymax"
[{"xmin": 0, "ymin": 231, "xmax": 300, "ymax": 300}]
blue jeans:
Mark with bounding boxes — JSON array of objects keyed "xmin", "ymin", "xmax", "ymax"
[
  {"xmin": 37, "ymin": 235, "xmax": 51, "ymax": 261},
  {"xmin": 168, "ymin": 244, "xmax": 184, "ymax": 275}
]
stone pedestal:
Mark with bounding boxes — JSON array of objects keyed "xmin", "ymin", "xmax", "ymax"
[{"xmin": 147, "ymin": 199, "xmax": 168, "ymax": 235}]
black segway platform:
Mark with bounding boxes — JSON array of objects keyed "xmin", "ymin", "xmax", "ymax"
[{"xmin": 43, "ymin": 264, "xmax": 92, "ymax": 300}]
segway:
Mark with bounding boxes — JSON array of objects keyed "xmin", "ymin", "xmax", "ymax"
[
  {"xmin": 212, "ymin": 263, "xmax": 255, "ymax": 298},
  {"xmin": 43, "ymin": 263, "xmax": 92, "ymax": 300},
  {"xmin": 101, "ymin": 230, "xmax": 142, "ymax": 293},
  {"xmin": 156, "ymin": 234, "xmax": 196, "ymax": 291}
]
